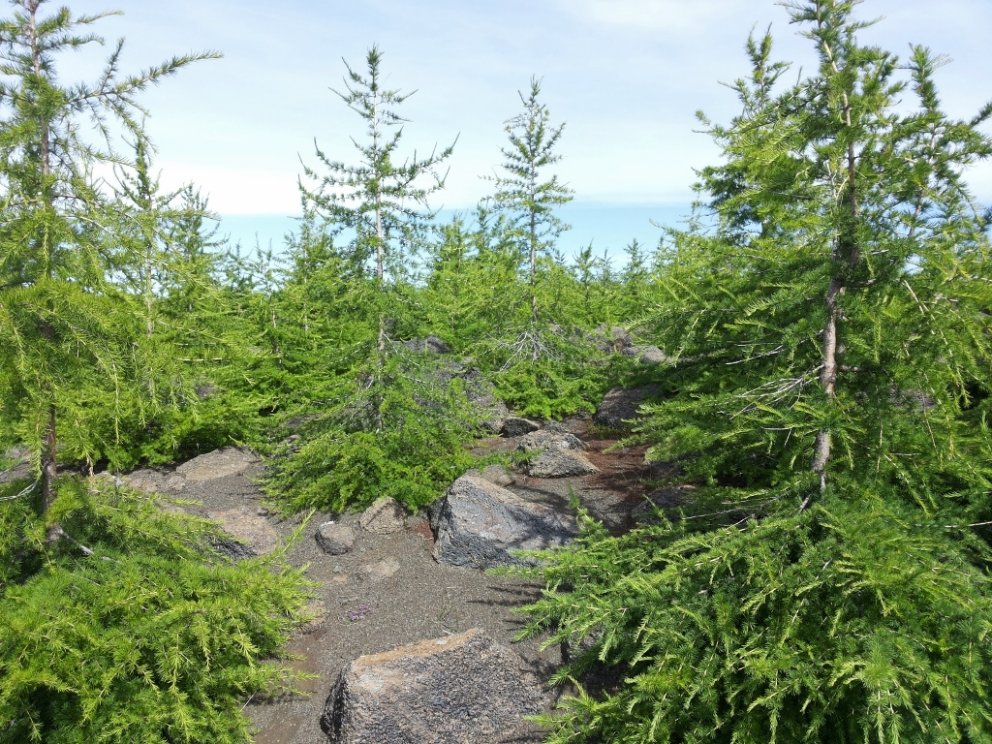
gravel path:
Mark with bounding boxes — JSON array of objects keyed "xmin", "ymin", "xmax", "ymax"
[{"xmin": 125, "ymin": 417, "xmax": 657, "ymax": 743}]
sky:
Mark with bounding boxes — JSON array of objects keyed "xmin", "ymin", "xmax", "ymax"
[{"xmin": 49, "ymin": 0, "xmax": 992, "ymax": 253}]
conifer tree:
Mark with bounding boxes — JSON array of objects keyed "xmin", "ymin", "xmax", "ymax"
[
  {"xmin": 271, "ymin": 47, "xmax": 473, "ymax": 512},
  {"xmin": 0, "ymin": 0, "xmax": 218, "ymax": 525},
  {"xmin": 299, "ymin": 45, "xmax": 454, "ymax": 366},
  {"xmin": 489, "ymin": 77, "xmax": 573, "ymax": 324},
  {"xmin": 112, "ymin": 136, "xmax": 179, "ymax": 339},
  {"xmin": 520, "ymin": 2, "xmax": 992, "ymax": 741},
  {"xmin": 473, "ymin": 79, "xmax": 612, "ymax": 418}
]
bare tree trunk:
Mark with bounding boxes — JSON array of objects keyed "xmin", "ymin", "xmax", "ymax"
[
  {"xmin": 529, "ymin": 211, "xmax": 538, "ymax": 325},
  {"xmin": 371, "ymin": 88, "xmax": 386, "ymax": 433},
  {"xmin": 376, "ymin": 200, "xmax": 386, "ymax": 353},
  {"xmin": 809, "ymin": 277, "xmax": 840, "ymax": 500},
  {"xmin": 804, "ymin": 16, "xmax": 860, "ymax": 511},
  {"xmin": 144, "ymin": 244, "xmax": 155, "ymax": 338},
  {"xmin": 29, "ymin": 0, "xmax": 61, "ymax": 521}
]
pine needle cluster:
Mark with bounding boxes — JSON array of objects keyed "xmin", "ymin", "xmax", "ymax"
[{"xmin": 0, "ymin": 477, "xmax": 311, "ymax": 744}]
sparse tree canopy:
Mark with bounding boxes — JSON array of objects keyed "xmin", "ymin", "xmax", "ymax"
[
  {"xmin": 489, "ymin": 76, "xmax": 573, "ymax": 322},
  {"xmin": 299, "ymin": 44, "xmax": 454, "ymax": 284}
]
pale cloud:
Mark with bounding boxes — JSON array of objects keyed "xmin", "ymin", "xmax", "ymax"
[
  {"xmin": 157, "ymin": 163, "xmax": 300, "ymax": 216},
  {"xmin": 558, "ymin": 0, "xmax": 733, "ymax": 33},
  {"xmin": 67, "ymin": 0, "xmax": 992, "ymax": 217}
]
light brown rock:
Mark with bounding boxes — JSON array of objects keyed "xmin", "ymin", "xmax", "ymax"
[
  {"xmin": 359, "ymin": 496, "xmax": 407, "ymax": 535},
  {"xmin": 320, "ymin": 629, "xmax": 547, "ymax": 744}
]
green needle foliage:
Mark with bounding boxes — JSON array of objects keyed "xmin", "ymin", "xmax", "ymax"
[
  {"xmin": 0, "ymin": 0, "xmax": 219, "ymax": 515},
  {"xmin": 519, "ymin": 2, "xmax": 992, "ymax": 741},
  {"xmin": 269, "ymin": 47, "xmax": 477, "ymax": 513},
  {"xmin": 0, "ymin": 477, "xmax": 311, "ymax": 744},
  {"xmin": 489, "ymin": 76, "xmax": 574, "ymax": 324},
  {"xmin": 477, "ymin": 79, "xmax": 610, "ymax": 418}
]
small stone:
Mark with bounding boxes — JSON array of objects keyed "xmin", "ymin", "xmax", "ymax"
[
  {"xmin": 359, "ymin": 496, "xmax": 407, "ymax": 535},
  {"xmin": 316, "ymin": 522, "xmax": 357, "ymax": 555},
  {"xmin": 362, "ymin": 557, "xmax": 401, "ymax": 580}
]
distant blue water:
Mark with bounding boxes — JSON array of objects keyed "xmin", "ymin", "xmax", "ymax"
[{"xmin": 216, "ymin": 201, "xmax": 694, "ymax": 265}]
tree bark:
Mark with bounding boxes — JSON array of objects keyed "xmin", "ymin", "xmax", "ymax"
[
  {"xmin": 40, "ymin": 403, "xmax": 57, "ymax": 518},
  {"xmin": 29, "ymin": 0, "xmax": 60, "ymax": 524},
  {"xmin": 804, "ymin": 13, "xmax": 861, "ymax": 510}
]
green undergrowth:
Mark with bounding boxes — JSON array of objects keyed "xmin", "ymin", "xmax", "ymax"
[
  {"xmin": 514, "ymin": 495, "xmax": 992, "ymax": 743},
  {"xmin": 0, "ymin": 477, "xmax": 312, "ymax": 744},
  {"xmin": 264, "ymin": 346, "xmax": 485, "ymax": 514}
]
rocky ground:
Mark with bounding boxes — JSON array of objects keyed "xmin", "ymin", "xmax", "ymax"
[{"xmin": 118, "ymin": 393, "xmax": 668, "ymax": 744}]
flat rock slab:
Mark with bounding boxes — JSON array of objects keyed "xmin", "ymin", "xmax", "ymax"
[
  {"xmin": 206, "ymin": 507, "xmax": 279, "ymax": 555},
  {"xmin": 430, "ymin": 475, "xmax": 577, "ymax": 568},
  {"xmin": 121, "ymin": 448, "xmax": 273, "ymax": 556},
  {"xmin": 122, "ymin": 468, "xmax": 186, "ymax": 495},
  {"xmin": 175, "ymin": 446, "xmax": 259, "ymax": 482},
  {"xmin": 320, "ymin": 628, "xmax": 547, "ymax": 744},
  {"xmin": 361, "ymin": 557, "xmax": 401, "ymax": 581}
]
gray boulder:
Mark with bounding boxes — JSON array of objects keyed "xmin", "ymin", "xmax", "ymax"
[
  {"xmin": 320, "ymin": 628, "xmax": 547, "ymax": 744},
  {"xmin": 402, "ymin": 335, "xmax": 452, "ymax": 355},
  {"xmin": 631, "ymin": 486, "xmax": 693, "ymax": 523},
  {"xmin": 527, "ymin": 448, "xmax": 598, "ymax": 478},
  {"xmin": 592, "ymin": 325, "xmax": 633, "ymax": 353},
  {"xmin": 315, "ymin": 522, "xmax": 357, "ymax": 555},
  {"xmin": 430, "ymin": 475, "xmax": 577, "ymax": 568},
  {"xmin": 0, "ymin": 447, "xmax": 32, "ymax": 486},
  {"xmin": 210, "ymin": 537, "xmax": 255, "ymax": 560},
  {"xmin": 501, "ymin": 416, "xmax": 541, "ymax": 437},
  {"xmin": 517, "ymin": 429, "xmax": 585, "ymax": 452},
  {"xmin": 465, "ymin": 464, "xmax": 515, "ymax": 487},
  {"xmin": 622, "ymin": 344, "xmax": 668, "ymax": 365},
  {"xmin": 461, "ymin": 369, "xmax": 509, "ymax": 433},
  {"xmin": 359, "ymin": 496, "xmax": 407, "ymax": 534},
  {"xmin": 516, "ymin": 429, "xmax": 597, "ymax": 477},
  {"xmin": 593, "ymin": 385, "xmax": 662, "ymax": 431}
]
